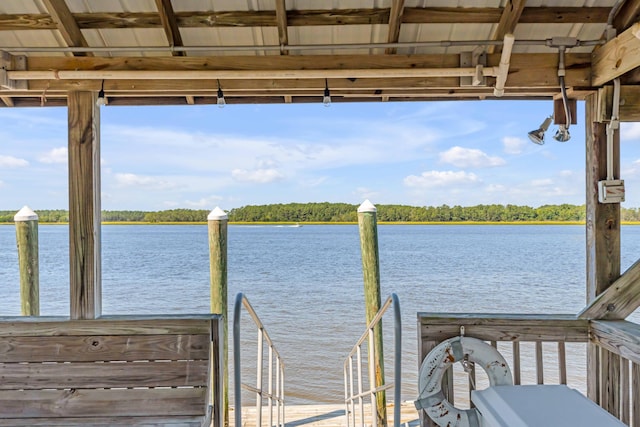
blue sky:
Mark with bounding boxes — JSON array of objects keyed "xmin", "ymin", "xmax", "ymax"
[{"xmin": 1, "ymin": 100, "xmax": 640, "ymax": 211}]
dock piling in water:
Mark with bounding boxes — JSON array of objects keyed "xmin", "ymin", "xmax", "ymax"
[
  {"xmin": 14, "ymin": 206, "xmax": 39, "ymax": 316},
  {"xmin": 208, "ymin": 206, "xmax": 229, "ymax": 426},
  {"xmin": 357, "ymin": 199, "xmax": 387, "ymax": 427}
]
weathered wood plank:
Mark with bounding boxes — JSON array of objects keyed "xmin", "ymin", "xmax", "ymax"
[
  {"xmin": 633, "ymin": 363, "xmax": 640, "ymax": 427},
  {"xmin": 274, "ymin": 0, "xmax": 289, "ymax": 54},
  {"xmin": 600, "ymin": 350, "xmax": 621, "ymax": 418},
  {"xmin": 68, "ymin": 91, "xmax": 101, "ymax": 320},
  {"xmin": 591, "ymin": 321, "xmax": 640, "ymax": 366},
  {"xmin": 558, "ymin": 341, "xmax": 567, "ymax": 385},
  {"xmin": 155, "ymin": 0, "xmax": 184, "ymax": 57},
  {"xmin": 0, "ymin": 360, "xmax": 209, "ymax": 389},
  {"xmin": 592, "ymin": 23, "xmax": 640, "ymax": 87},
  {"xmin": 0, "ymin": 315, "xmax": 218, "ymax": 336},
  {"xmin": 585, "ymin": 93, "xmax": 620, "ymax": 302},
  {"xmin": 41, "ymin": 0, "xmax": 91, "ymax": 57},
  {"xmin": 579, "ymin": 258, "xmax": 640, "ymax": 320},
  {"xmin": 0, "ymin": 334, "xmax": 209, "ymax": 362},
  {"xmin": 0, "ymin": 416, "xmax": 203, "ymax": 426},
  {"xmin": 419, "ymin": 313, "xmax": 589, "ymax": 342},
  {"xmin": 0, "ymin": 7, "xmax": 611, "ymax": 31},
  {"xmin": 613, "ymin": 0, "xmax": 640, "ymax": 33},
  {"xmin": 512, "ymin": 341, "xmax": 521, "ymax": 385},
  {"xmin": 385, "ymin": 0, "xmax": 405, "ymax": 54},
  {"xmin": 622, "ymin": 357, "xmax": 630, "ymax": 425},
  {"xmin": 536, "ymin": 341, "xmax": 544, "ymax": 384},
  {"xmin": 488, "ymin": 0, "xmax": 525, "ymax": 54},
  {"xmin": 0, "ymin": 388, "xmax": 206, "ymax": 418},
  {"xmin": 597, "ymin": 85, "xmax": 640, "ymax": 122}
]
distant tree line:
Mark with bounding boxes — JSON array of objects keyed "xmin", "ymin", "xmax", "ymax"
[{"xmin": 4, "ymin": 203, "xmax": 640, "ymax": 223}]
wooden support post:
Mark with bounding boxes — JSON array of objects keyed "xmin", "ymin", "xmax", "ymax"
[
  {"xmin": 357, "ymin": 200, "xmax": 387, "ymax": 427},
  {"xmin": 585, "ymin": 92, "xmax": 621, "ymax": 406},
  {"xmin": 208, "ymin": 206, "xmax": 228, "ymax": 426},
  {"xmin": 14, "ymin": 206, "xmax": 39, "ymax": 316},
  {"xmin": 68, "ymin": 91, "xmax": 101, "ymax": 320}
]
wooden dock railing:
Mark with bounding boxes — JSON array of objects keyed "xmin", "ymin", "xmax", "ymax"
[{"xmin": 418, "ymin": 313, "xmax": 640, "ymax": 427}]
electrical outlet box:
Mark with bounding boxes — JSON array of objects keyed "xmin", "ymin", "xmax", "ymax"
[{"xmin": 598, "ymin": 179, "xmax": 625, "ymax": 203}]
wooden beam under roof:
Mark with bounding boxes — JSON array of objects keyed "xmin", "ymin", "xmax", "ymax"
[
  {"xmin": 613, "ymin": 0, "xmax": 640, "ymax": 33},
  {"xmin": 579, "ymin": 258, "xmax": 640, "ymax": 320},
  {"xmin": 385, "ymin": 0, "xmax": 405, "ymax": 54},
  {"xmin": 154, "ymin": 0, "xmax": 184, "ymax": 56},
  {"xmin": 41, "ymin": 0, "xmax": 92, "ymax": 57},
  {"xmin": 0, "ymin": 7, "xmax": 611, "ymax": 31},
  {"xmin": 487, "ymin": 0, "xmax": 526, "ymax": 54},
  {"xmin": 592, "ymin": 22, "xmax": 640, "ymax": 86},
  {"xmin": 274, "ymin": 0, "xmax": 289, "ymax": 55}
]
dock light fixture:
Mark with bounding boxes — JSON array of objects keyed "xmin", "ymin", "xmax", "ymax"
[
  {"xmin": 553, "ymin": 45, "xmax": 571, "ymax": 142},
  {"xmin": 323, "ymin": 78, "xmax": 331, "ymax": 107},
  {"xmin": 528, "ymin": 115, "xmax": 553, "ymax": 145},
  {"xmin": 96, "ymin": 80, "xmax": 106, "ymax": 107},
  {"xmin": 554, "ymin": 124, "xmax": 571, "ymax": 142},
  {"xmin": 216, "ymin": 79, "xmax": 225, "ymax": 108}
]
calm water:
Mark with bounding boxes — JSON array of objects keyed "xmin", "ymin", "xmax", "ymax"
[{"xmin": 1, "ymin": 224, "xmax": 640, "ymax": 404}]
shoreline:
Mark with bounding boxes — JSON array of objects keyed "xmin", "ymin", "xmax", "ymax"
[{"xmin": 3, "ymin": 220, "xmax": 640, "ymax": 226}]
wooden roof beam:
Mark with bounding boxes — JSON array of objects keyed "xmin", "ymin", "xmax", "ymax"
[
  {"xmin": 41, "ymin": 0, "xmax": 92, "ymax": 57},
  {"xmin": 579, "ymin": 257, "xmax": 640, "ymax": 320},
  {"xmin": 592, "ymin": 22, "xmax": 640, "ymax": 86},
  {"xmin": 385, "ymin": 0, "xmax": 405, "ymax": 54},
  {"xmin": 487, "ymin": 0, "xmax": 526, "ymax": 54},
  {"xmin": 155, "ymin": 0, "xmax": 184, "ymax": 56},
  {"xmin": 613, "ymin": 0, "xmax": 640, "ymax": 33},
  {"xmin": 0, "ymin": 8, "xmax": 611, "ymax": 31},
  {"xmin": 275, "ymin": 0, "xmax": 289, "ymax": 55}
]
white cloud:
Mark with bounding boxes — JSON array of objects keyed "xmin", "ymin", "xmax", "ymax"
[
  {"xmin": 114, "ymin": 173, "xmax": 177, "ymax": 190},
  {"xmin": 354, "ymin": 187, "xmax": 380, "ymax": 201},
  {"xmin": 231, "ymin": 168, "xmax": 285, "ymax": 183},
  {"xmin": 403, "ymin": 170, "xmax": 480, "ymax": 188},
  {"xmin": 0, "ymin": 155, "xmax": 29, "ymax": 168},
  {"xmin": 531, "ymin": 178, "xmax": 554, "ymax": 187},
  {"xmin": 38, "ymin": 147, "xmax": 67, "ymax": 164},
  {"xmin": 439, "ymin": 146, "xmax": 505, "ymax": 168},
  {"xmin": 502, "ymin": 137, "xmax": 527, "ymax": 155},
  {"xmin": 184, "ymin": 196, "xmax": 224, "ymax": 208},
  {"xmin": 622, "ymin": 123, "xmax": 640, "ymax": 141}
]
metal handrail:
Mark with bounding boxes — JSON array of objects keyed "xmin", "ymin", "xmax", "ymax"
[
  {"xmin": 344, "ymin": 294, "xmax": 402, "ymax": 427},
  {"xmin": 233, "ymin": 293, "xmax": 285, "ymax": 427}
]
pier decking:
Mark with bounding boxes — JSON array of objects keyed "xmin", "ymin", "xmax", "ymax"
[{"xmin": 237, "ymin": 403, "xmax": 420, "ymax": 427}]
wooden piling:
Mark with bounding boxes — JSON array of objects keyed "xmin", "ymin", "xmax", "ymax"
[
  {"xmin": 208, "ymin": 206, "xmax": 228, "ymax": 426},
  {"xmin": 357, "ymin": 199, "xmax": 387, "ymax": 427},
  {"xmin": 14, "ymin": 206, "xmax": 39, "ymax": 316}
]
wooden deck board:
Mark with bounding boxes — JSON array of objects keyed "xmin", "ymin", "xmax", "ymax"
[{"xmin": 234, "ymin": 402, "xmax": 420, "ymax": 427}]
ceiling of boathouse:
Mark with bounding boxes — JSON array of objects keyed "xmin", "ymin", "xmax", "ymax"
[{"xmin": 0, "ymin": 0, "xmax": 637, "ymax": 107}]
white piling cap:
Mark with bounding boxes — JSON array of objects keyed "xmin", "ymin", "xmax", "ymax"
[
  {"xmin": 207, "ymin": 206, "xmax": 228, "ymax": 221},
  {"xmin": 357, "ymin": 199, "xmax": 377, "ymax": 213},
  {"xmin": 14, "ymin": 205, "xmax": 38, "ymax": 221}
]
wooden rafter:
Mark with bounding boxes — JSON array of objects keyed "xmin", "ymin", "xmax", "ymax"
[
  {"xmin": 385, "ymin": 0, "xmax": 405, "ymax": 54},
  {"xmin": 0, "ymin": 8, "xmax": 611, "ymax": 31},
  {"xmin": 154, "ymin": 0, "xmax": 184, "ymax": 56},
  {"xmin": 41, "ymin": 0, "xmax": 91, "ymax": 57},
  {"xmin": 592, "ymin": 22, "xmax": 640, "ymax": 86},
  {"xmin": 1, "ymin": 96, "xmax": 14, "ymax": 107},
  {"xmin": 613, "ymin": 0, "xmax": 640, "ymax": 33},
  {"xmin": 0, "ymin": 51, "xmax": 592, "ymax": 106},
  {"xmin": 487, "ymin": 0, "xmax": 526, "ymax": 54},
  {"xmin": 274, "ymin": 0, "xmax": 289, "ymax": 55}
]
